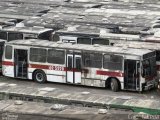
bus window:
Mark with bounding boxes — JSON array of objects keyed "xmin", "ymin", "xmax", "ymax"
[
  {"xmin": 77, "ymin": 37, "xmax": 91, "ymax": 44},
  {"xmin": 68, "ymin": 56, "xmax": 72, "ymax": 70},
  {"xmin": 8, "ymin": 33, "xmax": 23, "ymax": 41},
  {"xmin": 30, "ymin": 48, "xmax": 47, "ymax": 63},
  {"xmin": 83, "ymin": 52, "xmax": 102, "ymax": 68},
  {"xmin": 5, "ymin": 45, "xmax": 12, "ymax": 59},
  {"xmin": 47, "ymin": 49, "xmax": 65, "ymax": 64},
  {"xmin": 38, "ymin": 31, "xmax": 53, "ymax": 41},
  {"xmin": 92, "ymin": 38, "xmax": 109, "ymax": 45},
  {"xmin": 52, "ymin": 34, "xmax": 60, "ymax": 41},
  {"xmin": 76, "ymin": 57, "xmax": 81, "ymax": 70},
  {"xmin": 0, "ymin": 31, "xmax": 7, "ymax": 40},
  {"xmin": 156, "ymin": 50, "xmax": 160, "ymax": 61},
  {"xmin": 103, "ymin": 54, "xmax": 123, "ymax": 70},
  {"xmin": 0, "ymin": 45, "xmax": 4, "ymax": 61}
]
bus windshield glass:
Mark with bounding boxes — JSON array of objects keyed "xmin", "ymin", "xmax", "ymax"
[{"xmin": 142, "ymin": 57, "xmax": 157, "ymax": 78}]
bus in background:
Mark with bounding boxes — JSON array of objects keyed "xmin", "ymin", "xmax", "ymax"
[
  {"xmin": 0, "ymin": 39, "xmax": 5, "ymax": 73},
  {"xmin": 2, "ymin": 39, "xmax": 158, "ymax": 92},
  {"xmin": 0, "ymin": 26, "xmax": 53, "ymax": 41},
  {"xmin": 52, "ymin": 25, "xmax": 113, "ymax": 45},
  {"xmin": 51, "ymin": 25, "xmax": 141, "ymax": 46}
]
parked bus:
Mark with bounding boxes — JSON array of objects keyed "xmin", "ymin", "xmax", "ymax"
[
  {"xmin": 2, "ymin": 39, "xmax": 158, "ymax": 92},
  {"xmin": 114, "ymin": 41, "xmax": 160, "ymax": 81},
  {"xmin": 0, "ymin": 26, "xmax": 53, "ymax": 41}
]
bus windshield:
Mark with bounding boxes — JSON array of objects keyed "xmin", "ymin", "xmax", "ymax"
[{"xmin": 142, "ymin": 57, "xmax": 157, "ymax": 78}]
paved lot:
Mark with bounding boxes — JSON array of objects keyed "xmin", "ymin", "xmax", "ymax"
[{"xmin": 0, "ymin": 76, "xmax": 160, "ymax": 100}]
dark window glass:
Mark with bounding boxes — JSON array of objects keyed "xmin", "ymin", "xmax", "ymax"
[
  {"xmin": 47, "ymin": 49, "xmax": 65, "ymax": 64},
  {"xmin": 0, "ymin": 45, "xmax": 4, "ymax": 61},
  {"xmin": 52, "ymin": 34, "xmax": 60, "ymax": 41},
  {"xmin": 103, "ymin": 54, "xmax": 123, "ymax": 70},
  {"xmin": 92, "ymin": 38, "xmax": 109, "ymax": 45},
  {"xmin": 38, "ymin": 31, "xmax": 52, "ymax": 40},
  {"xmin": 68, "ymin": 56, "xmax": 72, "ymax": 70},
  {"xmin": 8, "ymin": 33, "xmax": 23, "ymax": 41},
  {"xmin": 30, "ymin": 48, "xmax": 47, "ymax": 62},
  {"xmin": 0, "ymin": 31, "xmax": 7, "ymax": 40},
  {"xmin": 77, "ymin": 37, "xmax": 91, "ymax": 44},
  {"xmin": 142, "ymin": 57, "xmax": 157, "ymax": 77},
  {"xmin": 156, "ymin": 50, "xmax": 160, "ymax": 61},
  {"xmin": 76, "ymin": 57, "xmax": 81, "ymax": 70},
  {"xmin": 83, "ymin": 52, "xmax": 102, "ymax": 68},
  {"xmin": 5, "ymin": 45, "xmax": 12, "ymax": 59}
]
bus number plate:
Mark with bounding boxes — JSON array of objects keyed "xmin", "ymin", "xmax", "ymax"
[{"xmin": 49, "ymin": 66, "xmax": 64, "ymax": 71}]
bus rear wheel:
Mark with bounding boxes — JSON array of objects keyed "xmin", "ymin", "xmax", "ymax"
[
  {"xmin": 110, "ymin": 78, "xmax": 119, "ymax": 92},
  {"xmin": 33, "ymin": 70, "xmax": 46, "ymax": 83}
]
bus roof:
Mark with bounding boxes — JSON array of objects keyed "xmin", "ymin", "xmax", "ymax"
[
  {"xmin": 115, "ymin": 41, "xmax": 160, "ymax": 50},
  {"xmin": 7, "ymin": 39, "xmax": 153, "ymax": 56},
  {"xmin": 2, "ymin": 26, "xmax": 53, "ymax": 34}
]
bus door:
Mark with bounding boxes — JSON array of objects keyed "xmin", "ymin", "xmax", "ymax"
[
  {"xmin": 14, "ymin": 49, "xmax": 28, "ymax": 78},
  {"xmin": 66, "ymin": 53, "xmax": 82, "ymax": 84},
  {"xmin": 124, "ymin": 60, "xmax": 140, "ymax": 90}
]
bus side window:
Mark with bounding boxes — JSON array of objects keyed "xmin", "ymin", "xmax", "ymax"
[
  {"xmin": 0, "ymin": 31, "xmax": 7, "ymax": 40},
  {"xmin": 8, "ymin": 33, "xmax": 23, "ymax": 41},
  {"xmin": 47, "ymin": 49, "xmax": 65, "ymax": 64},
  {"xmin": 30, "ymin": 48, "xmax": 47, "ymax": 63},
  {"xmin": 83, "ymin": 52, "xmax": 102, "ymax": 68},
  {"xmin": 103, "ymin": 54, "xmax": 123, "ymax": 70},
  {"xmin": 156, "ymin": 50, "xmax": 160, "ymax": 61},
  {"xmin": 77, "ymin": 37, "xmax": 91, "ymax": 45},
  {"xmin": 92, "ymin": 38, "xmax": 109, "ymax": 45},
  {"xmin": 5, "ymin": 45, "xmax": 12, "ymax": 59}
]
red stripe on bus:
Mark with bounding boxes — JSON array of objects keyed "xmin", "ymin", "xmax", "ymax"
[
  {"xmin": 96, "ymin": 70, "xmax": 124, "ymax": 77},
  {"xmin": 29, "ymin": 64, "xmax": 49, "ymax": 69},
  {"xmin": 30, "ymin": 64, "xmax": 89, "ymax": 73},
  {"xmin": 2, "ymin": 61, "xmax": 14, "ymax": 66}
]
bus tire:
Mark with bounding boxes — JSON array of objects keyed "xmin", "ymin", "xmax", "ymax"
[
  {"xmin": 110, "ymin": 78, "xmax": 119, "ymax": 92},
  {"xmin": 33, "ymin": 70, "xmax": 46, "ymax": 83}
]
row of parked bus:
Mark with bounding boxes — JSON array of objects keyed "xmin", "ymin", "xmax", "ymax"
[
  {"xmin": 0, "ymin": 39, "xmax": 158, "ymax": 92},
  {"xmin": 0, "ymin": 0, "xmax": 160, "ymax": 92}
]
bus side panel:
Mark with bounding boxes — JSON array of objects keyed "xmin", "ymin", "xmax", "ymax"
[
  {"xmin": 28, "ymin": 65, "xmax": 47, "ymax": 80},
  {"xmin": 81, "ymin": 68, "xmax": 106, "ymax": 87},
  {"xmin": 2, "ymin": 45, "xmax": 14, "ymax": 77},
  {"xmin": 47, "ymin": 64, "xmax": 66, "ymax": 83},
  {"xmin": 81, "ymin": 67, "xmax": 124, "ymax": 88},
  {"xmin": 2, "ymin": 61, "xmax": 14, "ymax": 77}
]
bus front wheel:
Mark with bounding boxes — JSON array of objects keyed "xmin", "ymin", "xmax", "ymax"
[
  {"xmin": 33, "ymin": 70, "xmax": 46, "ymax": 83},
  {"xmin": 110, "ymin": 78, "xmax": 119, "ymax": 92}
]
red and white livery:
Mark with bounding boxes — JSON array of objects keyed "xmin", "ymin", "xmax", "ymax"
[{"xmin": 2, "ymin": 39, "xmax": 158, "ymax": 92}]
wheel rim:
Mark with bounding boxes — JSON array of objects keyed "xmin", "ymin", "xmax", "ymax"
[{"xmin": 36, "ymin": 73, "xmax": 44, "ymax": 82}]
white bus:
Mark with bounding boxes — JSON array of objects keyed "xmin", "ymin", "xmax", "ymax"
[
  {"xmin": 115, "ymin": 41, "xmax": 160, "ymax": 81},
  {"xmin": 2, "ymin": 39, "xmax": 158, "ymax": 92}
]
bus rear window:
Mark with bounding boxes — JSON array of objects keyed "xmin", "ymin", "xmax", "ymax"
[
  {"xmin": 30, "ymin": 48, "xmax": 47, "ymax": 63},
  {"xmin": 47, "ymin": 49, "xmax": 65, "ymax": 64},
  {"xmin": 5, "ymin": 45, "xmax": 12, "ymax": 59}
]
